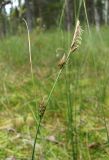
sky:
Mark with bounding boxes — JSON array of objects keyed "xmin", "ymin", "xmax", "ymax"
[{"xmin": 6, "ymin": 0, "xmax": 24, "ymax": 14}]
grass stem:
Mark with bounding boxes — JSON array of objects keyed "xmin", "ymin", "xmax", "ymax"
[{"xmin": 31, "ymin": 117, "xmax": 42, "ymax": 160}]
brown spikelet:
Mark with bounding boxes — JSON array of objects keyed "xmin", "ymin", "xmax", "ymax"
[
  {"xmin": 39, "ymin": 99, "xmax": 46, "ymax": 118},
  {"xmin": 70, "ymin": 20, "xmax": 83, "ymax": 53},
  {"xmin": 58, "ymin": 54, "xmax": 66, "ymax": 69}
]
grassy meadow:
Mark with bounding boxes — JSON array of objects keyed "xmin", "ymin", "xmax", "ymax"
[{"xmin": 0, "ymin": 26, "xmax": 109, "ymax": 159}]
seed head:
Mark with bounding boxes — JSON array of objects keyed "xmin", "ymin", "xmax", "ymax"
[
  {"xmin": 58, "ymin": 54, "xmax": 66, "ymax": 69},
  {"xmin": 70, "ymin": 20, "xmax": 83, "ymax": 53},
  {"xmin": 39, "ymin": 99, "xmax": 46, "ymax": 118}
]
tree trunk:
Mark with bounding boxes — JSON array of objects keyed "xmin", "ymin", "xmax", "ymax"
[
  {"xmin": 18, "ymin": 0, "xmax": 21, "ymax": 8},
  {"xmin": 2, "ymin": 7, "xmax": 7, "ymax": 35},
  {"xmin": 104, "ymin": 0, "xmax": 109, "ymax": 25},
  {"xmin": 94, "ymin": 0, "xmax": 100, "ymax": 31},
  {"xmin": 32, "ymin": 0, "xmax": 43, "ymax": 27},
  {"xmin": 65, "ymin": 0, "xmax": 72, "ymax": 31},
  {"xmin": 86, "ymin": 0, "xmax": 95, "ymax": 24},
  {"xmin": 25, "ymin": 0, "xmax": 33, "ymax": 31}
]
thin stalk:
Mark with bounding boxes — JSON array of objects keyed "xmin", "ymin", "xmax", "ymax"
[
  {"xmin": 65, "ymin": 63, "xmax": 74, "ymax": 160},
  {"xmin": 23, "ymin": 18, "xmax": 34, "ymax": 81},
  {"xmin": 100, "ymin": 80, "xmax": 109, "ymax": 142},
  {"xmin": 70, "ymin": 63, "xmax": 81, "ymax": 160},
  {"xmin": 65, "ymin": 31, "xmax": 74, "ymax": 159},
  {"xmin": 77, "ymin": 58, "xmax": 86, "ymax": 160},
  {"xmin": 23, "ymin": 18, "xmax": 38, "ymax": 119},
  {"xmin": 74, "ymin": 0, "xmax": 77, "ymax": 23},
  {"xmin": 31, "ymin": 117, "xmax": 42, "ymax": 160},
  {"xmin": 46, "ymin": 68, "xmax": 63, "ymax": 106},
  {"xmin": 58, "ymin": 0, "xmax": 66, "ymax": 30},
  {"xmin": 76, "ymin": 0, "xmax": 83, "ymax": 22},
  {"xmin": 101, "ymin": 104, "xmax": 109, "ymax": 142},
  {"xmin": 86, "ymin": 133, "xmax": 91, "ymax": 160},
  {"xmin": 82, "ymin": 0, "xmax": 90, "ymax": 34}
]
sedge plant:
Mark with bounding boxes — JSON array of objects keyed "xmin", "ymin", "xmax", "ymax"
[{"xmin": 29, "ymin": 20, "xmax": 83, "ymax": 160}]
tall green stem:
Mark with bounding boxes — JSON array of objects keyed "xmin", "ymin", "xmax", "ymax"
[{"xmin": 31, "ymin": 117, "xmax": 42, "ymax": 160}]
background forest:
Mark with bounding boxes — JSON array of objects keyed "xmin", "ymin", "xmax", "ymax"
[
  {"xmin": 0, "ymin": 0, "xmax": 109, "ymax": 160},
  {"xmin": 0, "ymin": 0, "xmax": 109, "ymax": 35}
]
